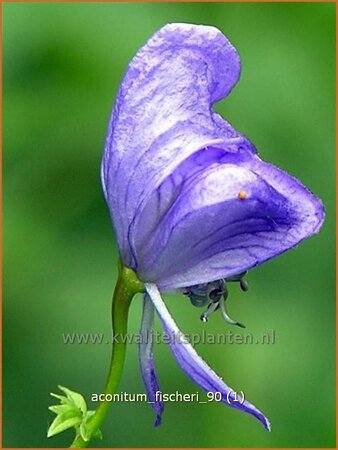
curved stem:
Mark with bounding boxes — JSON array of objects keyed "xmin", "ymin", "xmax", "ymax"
[{"xmin": 70, "ymin": 263, "xmax": 144, "ymax": 448}]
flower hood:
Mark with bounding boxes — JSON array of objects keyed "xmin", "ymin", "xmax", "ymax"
[{"xmin": 101, "ymin": 23, "xmax": 324, "ymax": 291}]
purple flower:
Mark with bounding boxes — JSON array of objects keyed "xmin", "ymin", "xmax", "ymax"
[{"xmin": 102, "ymin": 23, "xmax": 324, "ymax": 431}]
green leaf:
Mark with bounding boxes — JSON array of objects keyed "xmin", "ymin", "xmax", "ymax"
[
  {"xmin": 77, "ymin": 410, "xmax": 102, "ymax": 442},
  {"xmin": 48, "ymin": 385, "xmax": 91, "ymax": 439},
  {"xmin": 93, "ymin": 428, "xmax": 103, "ymax": 440},
  {"xmin": 47, "ymin": 411, "xmax": 82, "ymax": 438},
  {"xmin": 48, "ymin": 404, "xmax": 79, "ymax": 415},
  {"xmin": 58, "ymin": 385, "xmax": 87, "ymax": 415},
  {"xmin": 78, "ymin": 410, "xmax": 95, "ymax": 442},
  {"xmin": 79, "ymin": 422, "xmax": 90, "ymax": 442},
  {"xmin": 50, "ymin": 393, "xmax": 73, "ymax": 405},
  {"xmin": 79, "ymin": 422, "xmax": 103, "ymax": 442},
  {"xmin": 85, "ymin": 410, "xmax": 95, "ymax": 419}
]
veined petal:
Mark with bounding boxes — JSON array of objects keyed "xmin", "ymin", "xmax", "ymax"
[
  {"xmin": 139, "ymin": 294, "xmax": 164, "ymax": 426},
  {"xmin": 131, "ymin": 143, "xmax": 254, "ymax": 256},
  {"xmin": 101, "ymin": 23, "xmax": 245, "ymax": 266},
  {"xmin": 145, "ymin": 283, "xmax": 271, "ymax": 431},
  {"xmin": 137, "ymin": 152, "xmax": 324, "ymax": 290}
]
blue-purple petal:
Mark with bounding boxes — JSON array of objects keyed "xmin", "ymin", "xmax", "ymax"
[
  {"xmin": 139, "ymin": 294, "xmax": 164, "ymax": 426},
  {"xmin": 137, "ymin": 151, "xmax": 324, "ymax": 290},
  {"xmin": 102, "ymin": 23, "xmax": 324, "ymax": 289},
  {"xmin": 101, "ymin": 23, "xmax": 245, "ymax": 266},
  {"xmin": 145, "ymin": 283, "xmax": 271, "ymax": 431}
]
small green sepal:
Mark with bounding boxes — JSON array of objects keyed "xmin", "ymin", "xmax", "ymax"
[
  {"xmin": 47, "ymin": 385, "xmax": 102, "ymax": 442},
  {"xmin": 47, "ymin": 411, "xmax": 82, "ymax": 437}
]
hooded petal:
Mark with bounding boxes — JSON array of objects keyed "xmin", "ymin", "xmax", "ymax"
[
  {"xmin": 137, "ymin": 150, "xmax": 324, "ymax": 290},
  {"xmin": 139, "ymin": 294, "xmax": 164, "ymax": 426},
  {"xmin": 145, "ymin": 283, "xmax": 271, "ymax": 430},
  {"xmin": 101, "ymin": 23, "xmax": 246, "ymax": 266}
]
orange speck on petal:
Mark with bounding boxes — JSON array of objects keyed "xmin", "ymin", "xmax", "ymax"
[{"xmin": 238, "ymin": 190, "xmax": 247, "ymax": 200}]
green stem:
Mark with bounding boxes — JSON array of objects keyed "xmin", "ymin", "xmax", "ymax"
[{"xmin": 70, "ymin": 262, "xmax": 144, "ymax": 448}]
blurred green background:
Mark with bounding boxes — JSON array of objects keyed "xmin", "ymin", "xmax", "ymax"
[{"xmin": 3, "ymin": 2, "xmax": 335, "ymax": 448}]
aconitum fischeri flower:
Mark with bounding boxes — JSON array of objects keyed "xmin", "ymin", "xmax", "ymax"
[{"xmin": 101, "ymin": 23, "xmax": 324, "ymax": 431}]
